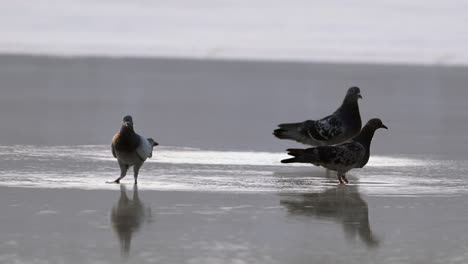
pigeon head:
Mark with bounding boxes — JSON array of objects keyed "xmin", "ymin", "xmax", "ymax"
[
  {"xmin": 366, "ymin": 118, "xmax": 388, "ymax": 131},
  {"xmin": 346, "ymin": 86, "xmax": 363, "ymax": 100},
  {"xmin": 353, "ymin": 118, "xmax": 387, "ymax": 146},
  {"xmin": 122, "ymin": 115, "xmax": 134, "ymax": 128},
  {"xmin": 120, "ymin": 115, "xmax": 136, "ymax": 134},
  {"xmin": 147, "ymin": 138, "xmax": 159, "ymax": 147},
  {"xmin": 354, "ymin": 118, "xmax": 388, "ymax": 168}
]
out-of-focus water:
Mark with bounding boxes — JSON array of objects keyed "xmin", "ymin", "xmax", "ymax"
[{"xmin": 1, "ymin": 55, "xmax": 468, "ymax": 158}]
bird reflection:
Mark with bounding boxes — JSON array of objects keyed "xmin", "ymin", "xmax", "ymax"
[
  {"xmin": 280, "ymin": 185, "xmax": 379, "ymax": 247},
  {"xmin": 111, "ymin": 184, "xmax": 153, "ymax": 257}
]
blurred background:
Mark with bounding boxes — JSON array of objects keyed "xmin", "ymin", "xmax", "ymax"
[
  {"xmin": 0, "ymin": 0, "xmax": 467, "ymax": 156},
  {"xmin": 1, "ymin": 3, "xmax": 468, "ymax": 263},
  {"xmin": 1, "ymin": 0, "xmax": 466, "ymax": 64}
]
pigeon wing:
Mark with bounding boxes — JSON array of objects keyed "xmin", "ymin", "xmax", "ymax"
[
  {"xmin": 136, "ymin": 135, "xmax": 153, "ymax": 160},
  {"xmin": 111, "ymin": 133, "xmax": 119, "ymax": 158},
  {"xmin": 111, "ymin": 144, "xmax": 117, "ymax": 158},
  {"xmin": 307, "ymin": 115, "xmax": 344, "ymax": 142},
  {"xmin": 302, "ymin": 142, "xmax": 364, "ymax": 167}
]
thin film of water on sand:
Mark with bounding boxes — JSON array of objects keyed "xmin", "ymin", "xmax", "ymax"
[{"xmin": 0, "ymin": 145, "xmax": 466, "ymax": 196}]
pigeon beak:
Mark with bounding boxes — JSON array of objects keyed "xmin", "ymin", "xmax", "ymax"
[
  {"xmin": 381, "ymin": 124, "xmax": 388, "ymax": 129},
  {"xmin": 358, "ymin": 93, "xmax": 363, "ymax": 99},
  {"xmin": 154, "ymin": 142, "xmax": 159, "ymax": 146},
  {"xmin": 123, "ymin": 122, "xmax": 131, "ymax": 127}
]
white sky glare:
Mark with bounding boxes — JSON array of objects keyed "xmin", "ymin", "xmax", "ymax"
[{"xmin": 0, "ymin": 0, "xmax": 466, "ymax": 65}]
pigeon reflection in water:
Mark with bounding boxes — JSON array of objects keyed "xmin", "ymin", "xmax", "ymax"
[
  {"xmin": 111, "ymin": 184, "xmax": 153, "ymax": 257},
  {"xmin": 280, "ymin": 185, "xmax": 379, "ymax": 248}
]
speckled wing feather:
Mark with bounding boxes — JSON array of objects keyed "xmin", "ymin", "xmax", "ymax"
[
  {"xmin": 309, "ymin": 115, "xmax": 344, "ymax": 141},
  {"xmin": 273, "ymin": 87, "xmax": 362, "ymax": 146},
  {"xmin": 300, "ymin": 142, "xmax": 365, "ymax": 168},
  {"xmin": 275, "ymin": 116, "xmax": 344, "ymax": 146},
  {"xmin": 274, "ymin": 113, "xmax": 351, "ymax": 146}
]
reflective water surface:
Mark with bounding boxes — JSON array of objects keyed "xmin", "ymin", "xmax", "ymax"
[
  {"xmin": 0, "ymin": 145, "xmax": 467, "ymax": 196},
  {"xmin": 1, "ymin": 56, "xmax": 468, "ymax": 263},
  {"xmin": 111, "ymin": 184, "xmax": 152, "ymax": 257},
  {"xmin": 0, "ymin": 146, "xmax": 468, "ymax": 263},
  {"xmin": 280, "ymin": 185, "xmax": 379, "ymax": 248}
]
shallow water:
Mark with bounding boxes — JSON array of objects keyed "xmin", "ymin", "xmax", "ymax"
[
  {"xmin": 1, "ymin": 56, "xmax": 468, "ymax": 263},
  {"xmin": 1, "ymin": 146, "xmax": 468, "ymax": 263},
  {"xmin": 0, "ymin": 145, "xmax": 467, "ymax": 197},
  {"xmin": 1, "ymin": 179, "xmax": 468, "ymax": 264}
]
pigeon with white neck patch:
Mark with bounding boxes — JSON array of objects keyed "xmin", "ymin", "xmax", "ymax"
[
  {"xmin": 274, "ymin": 87, "xmax": 362, "ymax": 146},
  {"xmin": 281, "ymin": 118, "xmax": 388, "ymax": 184},
  {"xmin": 110, "ymin": 115, "xmax": 159, "ymax": 184}
]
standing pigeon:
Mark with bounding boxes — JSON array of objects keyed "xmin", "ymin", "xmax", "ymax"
[
  {"xmin": 273, "ymin": 87, "xmax": 362, "ymax": 146},
  {"xmin": 110, "ymin": 115, "xmax": 159, "ymax": 184},
  {"xmin": 281, "ymin": 118, "xmax": 387, "ymax": 184}
]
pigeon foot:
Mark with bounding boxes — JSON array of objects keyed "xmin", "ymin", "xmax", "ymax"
[
  {"xmin": 341, "ymin": 176, "xmax": 349, "ymax": 184},
  {"xmin": 105, "ymin": 180, "xmax": 120, "ymax": 184}
]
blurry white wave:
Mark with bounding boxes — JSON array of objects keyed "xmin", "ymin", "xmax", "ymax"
[
  {"xmin": 0, "ymin": 145, "xmax": 427, "ymax": 167},
  {"xmin": 0, "ymin": 0, "xmax": 466, "ymax": 65}
]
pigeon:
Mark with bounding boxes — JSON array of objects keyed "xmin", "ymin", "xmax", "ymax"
[
  {"xmin": 273, "ymin": 87, "xmax": 362, "ymax": 146},
  {"xmin": 281, "ymin": 118, "xmax": 388, "ymax": 184},
  {"xmin": 110, "ymin": 115, "xmax": 159, "ymax": 184}
]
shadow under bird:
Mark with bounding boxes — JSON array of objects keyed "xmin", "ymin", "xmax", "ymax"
[
  {"xmin": 110, "ymin": 115, "xmax": 159, "ymax": 184},
  {"xmin": 273, "ymin": 87, "xmax": 362, "ymax": 146},
  {"xmin": 281, "ymin": 118, "xmax": 388, "ymax": 184}
]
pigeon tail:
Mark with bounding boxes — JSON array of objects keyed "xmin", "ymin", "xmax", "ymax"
[
  {"xmin": 274, "ymin": 121, "xmax": 304, "ymax": 140},
  {"xmin": 282, "ymin": 148, "xmax": 320, "ymax": 164},
  {"xmin": 281, "ymin": 157, "xmax": 300, "ymax": 163},
  {"xmin": 286, "ymin": 148, "xmax": 306, "ymax": 157},
  {"xmin": 273, "ymin": 128, "xmax": 304, "ymax": 141},
  {"xmin": 273, "ymin": 128, "xmax": 289, "ymax": 139},
  {"xmin": 274, "ymin": 121, "xmax": 314, "ymax": 143},
  {"xmin": 278, "ymin": 122, "xmax": 303, "ymax": 130}
]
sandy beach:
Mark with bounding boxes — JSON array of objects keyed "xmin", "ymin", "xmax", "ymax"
[{"xmin": 1, "ymin": 55, "xmax": 468, "ymax": 263}]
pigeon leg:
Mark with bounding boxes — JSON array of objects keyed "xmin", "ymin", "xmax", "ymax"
[
  {"xmin": 341, "ymin": 175, "xmax": 349, "ymax": 184},
  {"xmin": 114, "ymin": 163, "xmax": 129, "ymax": 183},
  {"xmin": 133, "ymin": 163, "xmax": 142, "ymax": 185},
  {"xmin": 337, "ymin": 172, "xmax": 345, "ymax": 184}
]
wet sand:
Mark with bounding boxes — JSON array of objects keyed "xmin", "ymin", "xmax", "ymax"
[{"xmin": 1, "ymin": 55, "xmax": 468, "ymax": 263}]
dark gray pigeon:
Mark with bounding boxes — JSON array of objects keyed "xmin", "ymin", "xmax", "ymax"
[
  {"xmin": 273, "ymin": 87, "xmax": 362, "ymax": 146},
  {"xmin": 281, "ymin": 118, "xmax": 388, "ymax": 184},
  {"xmin": 110, "ymin": 115, "xmax": 159, "ymax": 184}
]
